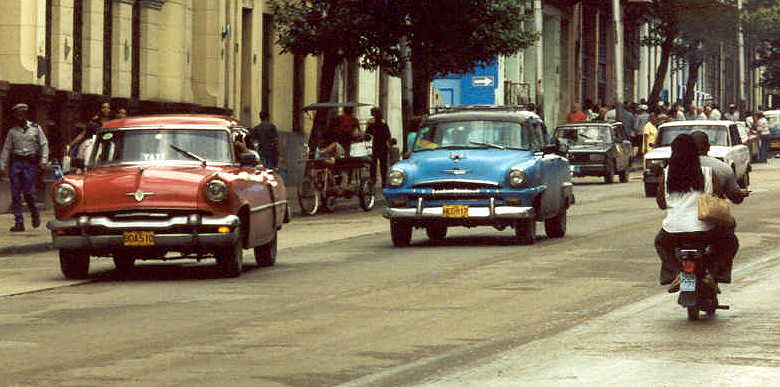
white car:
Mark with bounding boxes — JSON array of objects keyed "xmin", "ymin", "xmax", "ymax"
[{"xmin": 642, "ymin": 120, "xmax": 750, "ymax": 197}]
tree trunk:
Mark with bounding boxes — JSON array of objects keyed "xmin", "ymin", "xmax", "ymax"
[
  {"xmin": 309, "ymin": 52, "xmax": 340, "ymax": 151},
  {"xmin": 682, "ymin": 59, "xmax": 703, "ymax": 108},
  {"xmin": 411, "ymin": 59, "xmax": 432, "ymax": 118},
  {"xmin": 647, "ymin": 34, "xmax": 676, "ymax": 110}
]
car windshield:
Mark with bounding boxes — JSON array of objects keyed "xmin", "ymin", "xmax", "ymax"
[
  {"xmin": 413, "ymin": 120, "xmax": 532, "ymax": 152},
  {"xmin": 766, "ymin": 113, "xmax": 780, "ymax": 128},
  {"xmin": 656, "ymin": 125, "xmax": 729, "ymax": 147},
  {"xmin": 88, "ymin": 129, "xmax": 234, "ymax": 167},
  {"xmin": 554, "ymin": 126, "xmax": 612, "ymax": 145}
]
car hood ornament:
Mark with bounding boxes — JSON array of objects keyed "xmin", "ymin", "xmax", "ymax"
[{"xmin": 126, "ymin": 189, "xmax": 156, "ymax": 202}]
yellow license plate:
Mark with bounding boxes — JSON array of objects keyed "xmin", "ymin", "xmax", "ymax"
[
  {"xmin": 771, "ymin": 141, "xmax": 780, "ymax": 149},
  {"xmin": 123, "ymin": 231, "xmax": 155, "ymax": 246},
  {"xmin": 442, "ymin": 205, "xmax": 469, "ymax": 218}
]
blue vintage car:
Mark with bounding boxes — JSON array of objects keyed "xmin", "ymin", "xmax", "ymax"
[{"xmin": 382, "ymin": 108, "xmax": 574, "ymax": 246}]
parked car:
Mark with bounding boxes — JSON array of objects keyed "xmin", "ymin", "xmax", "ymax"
[
  {"xmin": 382, "ymin": 107, "xmax": 574, "ymax": 246},
  {"xmin": 735, "ymin": 121, "xmax": 759, "ymax": 162},
  {"xmin": 47, "ymin": 115, "xmax": 289, "ymax": 279},
  {"xmin": 643, "ymin": 120, "xmax": 751, "ymax": 197},
  {"xmin": 763, "ymin": 110, "xmax": 780, "ymax": 156},
  {"xmin": 552, "ymin": 122, "xmax": 632, "ymax": 183}
]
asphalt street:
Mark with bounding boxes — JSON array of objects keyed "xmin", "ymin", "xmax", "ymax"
[{"xmin": 1, "ymin": 160, "xmax": 779, "ymax": 387}]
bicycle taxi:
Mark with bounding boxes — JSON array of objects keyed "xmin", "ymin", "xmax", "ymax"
[{"xmin": 297, "ymin": 102, "xmax": 376, "ymax": 215}]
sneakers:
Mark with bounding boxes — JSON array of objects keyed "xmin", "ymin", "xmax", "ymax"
[
  {"xmin": 9, "ymin": 223, "xmax": 25, "ymax": 232},
  {"xmin": 667, "ymin": 274, "xmax": 681, "ymax": 293}
]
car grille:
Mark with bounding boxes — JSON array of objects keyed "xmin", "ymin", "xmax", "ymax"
[{"xmin": 412, "ymin": 181, "xmax": 498, "ymax": 190}]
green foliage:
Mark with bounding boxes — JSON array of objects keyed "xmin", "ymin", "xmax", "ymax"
[
  {"xmin": 270, "ymin": 0, "xmax": 539, "ymax": 78},
  {"xmin": 742, "ymin": 2, "xmax": 780, "ymax": 89}
]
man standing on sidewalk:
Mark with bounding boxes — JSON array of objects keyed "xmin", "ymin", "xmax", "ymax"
[
  {"xmin": 366, "ymin": 107, "xmax": 391, "ymax": 187},
  {"xmin": 248, "ymin": 111, "xmax": 279, "ymax": 168},
  {"xmin": 0, "ymin": 103, "xmax": 49, "ymax": 232}
]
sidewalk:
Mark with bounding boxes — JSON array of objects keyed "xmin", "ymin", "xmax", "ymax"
[{"xmin": 0, "ymin": 186, "xmax": 386, "ymax": 257}]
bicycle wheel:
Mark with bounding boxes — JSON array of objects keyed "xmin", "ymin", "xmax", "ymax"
[{"xmin": 298, "ymin": 176, "xmax": 320, "ymax": 216}]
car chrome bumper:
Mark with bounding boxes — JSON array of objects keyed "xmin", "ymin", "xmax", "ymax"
[
  {"xmin": 47, "ymin": 214, "xmax": 240, "ymax": 250},
  {"xmin": 383, "ymin": 205, "xmax": 535, "ymax": 220},
  {"xmin": 570, "ymin": 163, "xmax": 607, "ymax": 176}
]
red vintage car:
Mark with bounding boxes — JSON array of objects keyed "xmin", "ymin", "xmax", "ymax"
[{"xmin": 47, "ymin": 115, "xmax": 288, "ymax": 279}]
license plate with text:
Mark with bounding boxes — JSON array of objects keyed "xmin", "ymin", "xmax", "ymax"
[
  {"xmin": 680, "ymin": 273, "xmax": 696, "ymax": 292},
  {"xmin": 123, "ymin": 231, "xmax": 155, "ymax": 246},
  {"xmin": 442, "ymin": 205, "xmax": 469, "ymax": 218}
]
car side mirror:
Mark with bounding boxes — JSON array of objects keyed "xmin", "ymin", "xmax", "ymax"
[{"xmin": 239, "ymin": 152, "xmax": 260, "ymax": 167}]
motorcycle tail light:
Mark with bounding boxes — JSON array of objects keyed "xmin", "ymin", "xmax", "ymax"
[{"xmin": 682, "ymin": 260, "xmax": 696, "ymax": 273}]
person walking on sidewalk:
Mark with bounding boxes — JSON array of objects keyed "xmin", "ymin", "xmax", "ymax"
[
  {"xmin": 248, "ymin": 111, "xmax": 279, "ymax": 168},
  {"xmin": 0, "ymin": 103, "xmax": 50, "ymax": 232},
  {"xmin": 366, "ymin": 107, "xmax": 392, "ymax": 187}
]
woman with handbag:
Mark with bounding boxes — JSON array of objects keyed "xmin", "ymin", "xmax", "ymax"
[{"xmin": 653, "ymin": 134, "xmax": 724, "ymax": 293}]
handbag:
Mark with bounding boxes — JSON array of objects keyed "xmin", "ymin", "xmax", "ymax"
[{"xmin": 698, "ymin": 169, "xmax": 735, "ymax": 228}]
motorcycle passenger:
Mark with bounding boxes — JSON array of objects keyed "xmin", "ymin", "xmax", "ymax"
[{"xmin": 654, "ymin": 134, "xmax": 721, "ymax": 293}]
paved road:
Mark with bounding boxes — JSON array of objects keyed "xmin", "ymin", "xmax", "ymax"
[{"xmin": 1, "ymin": 162, "xmax": 779, "ymax": 386}]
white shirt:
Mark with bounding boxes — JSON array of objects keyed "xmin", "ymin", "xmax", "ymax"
[
  {"xmin": 709, "ymin": 108, "xmax": 722, "ymax": 120},
  {"xmin": 662, "ymin": 166, "xmax": 715, "ymax": 233}
]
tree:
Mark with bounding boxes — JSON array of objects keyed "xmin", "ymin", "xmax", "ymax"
[
  {"xmin": 271, "ymin": 0, "xmax": 538, "ymax": 146},
  {"xmin": 742, "ymin": 1, "xmax": 780, "ymax": 90},
  {"xmin": 640, "ymin": 0, "xmax": 736, "ymax": 108}
]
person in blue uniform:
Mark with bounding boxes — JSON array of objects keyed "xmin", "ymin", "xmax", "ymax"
[{"xmin": 0, "ymin": 103, "xmax": 50, "ymax": 232}]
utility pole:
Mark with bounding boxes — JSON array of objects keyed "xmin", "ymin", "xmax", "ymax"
[
  {"xmin": 534, "ymin": 0, "xmax": 544, "ymax": 117},
  {"xmin": 737, "ymin": 0, "xmax": 746, "ymax": 110},
  {"xmin": 401, "ymin": 36, "xmax": 413, "ymax": 153},
  {"xmin": 612, "ymin": 0, "xmax": 625, "ymax": 122}
]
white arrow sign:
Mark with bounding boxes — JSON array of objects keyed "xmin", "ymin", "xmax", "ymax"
[{"xmin": 472, "ymin": 76, "xmax": 494, "ymax": 87}]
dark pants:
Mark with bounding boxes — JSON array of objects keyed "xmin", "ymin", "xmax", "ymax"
[
  {"xmin": 655, "ymin": 227, "xmax": 738, "ymax": 285},
  {"xmin": 260, "ymin": 152, "xmax": 278, "ymax": 169},
  {"xmin": 758, "ymin": 134, "xmax": 769, "ymax": 162},
  {"xmin": 9, "ymin": 160, "xmax": 40, "ymax": 225},
  {"xmin": 371, "ymin": 151, "xmax": 389, "ymax": 187}
]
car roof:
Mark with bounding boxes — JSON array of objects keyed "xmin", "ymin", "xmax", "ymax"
[
  {"xmin": 424, "ymin": 109, "xmax": 540, "ymax": 124},
  {"xmin": 102, "ymin": 114, "xmax": 242, "ymax": 129},
  {"xmin": 658, "ymin": 120, "xmax": 731, "ymax": 128}
]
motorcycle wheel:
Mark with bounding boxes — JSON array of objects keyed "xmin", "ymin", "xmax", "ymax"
[
  {"xmin": 687, "ymin": 307, "xmax": 700, "ymax": 321},
  {"xmin": 358, "ymin": 178, "xmax": 375, "ymax": 211},
  {"xmin": 298, "ymin": 177, "xmax": 320, "ymax": 216}
]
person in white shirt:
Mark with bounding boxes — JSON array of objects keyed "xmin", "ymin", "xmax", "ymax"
[
  {"xmin": 724, "ymin": 104, "xmax": 740, "ymax": 121},
  {"xmin": 709, "ymin": 105, "xmax": 722, "ymax": 120},
  {"xmin": 748, "ymin": 111, "xmax": 770, "ymax": 162}
]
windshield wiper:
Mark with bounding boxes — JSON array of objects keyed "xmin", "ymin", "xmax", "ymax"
[
  {"xmin": 169, "ymin": 144, "xmax": 207, "ymax": 167},
  {"xmin": 578, "ymin": 133, "xmax": 593, "ymax": 140},
  {"xmin": 469, "ymin": 141, "xmax": 506, "ymax": 150}
]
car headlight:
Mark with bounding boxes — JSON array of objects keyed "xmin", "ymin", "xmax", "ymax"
[
  {"xmin": 645, "ymin": 159, "xmax": 667, "ymax": 170},
  {"xmin": 54, "ymin": 183, "xmax": 77, "ymax": 206},
  {"xmin": 388, "ymin": 169, "xmax": 406, "ymax": 187},
  {"xmin": 205, "ymin": 180, "xmax": 228, "ymax": 202},
  {"xmin": 509, "ymin": 169, "xmax": 527, "ymax": 187},
  {"xmin": 589, "ymin": 154, "xmax": 605, "ymax": 162}
]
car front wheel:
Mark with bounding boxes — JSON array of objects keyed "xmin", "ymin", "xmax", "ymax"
[
  {"xmin": 644, "ymin": 183, "xmax": 658, "ymax": 197},
  {"xmin": 254, "ymin": 231, "xmax": 277, "ymax": 267},
  {"xmin": 59, "ymin": 249, "xmax": 90, "ymax": 279},
  {"xmin": 545, "ymin": 208, "xmax": 567, "ymax": 238},
  {"xmin": 604, "ymin": 159, "xmax": 615, "ymax": 184},
  {"xmin": 390, "ymin": 220, "xmax": 412, "ymax": 247},
  {"xmin": 216, "ymin": 227, "xmax": 243, "ymax": 277},
  {"xmin": 426, "ymin": 225, "xmax": 447, "ymax": 241},
  {"xmin": 514, "ymin": 219, "xmax": 536, "ymax": 245},
  {"xmin": 113, "ymin": 254, "xmax": 135, "ymax": 273}
]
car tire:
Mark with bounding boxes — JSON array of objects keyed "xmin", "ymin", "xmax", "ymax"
[
  {"xmin": 254, "ymin": 231, "xmax": 277, "ymax": 267},
  {"xmin": 514, "ymin": 219, "xmax": 536, "ymax": 245},
  {"xmin": 113, "ymin": 254, "xmax": 135, "ymax": 273},
  {"xmin": 216, "ymin": 227, "xmax": 243, "ymax": 278},
  {"xmin": 426, "ymin": 225, "xmax": 447, "ymax": 241},
  {"xmin": 618, "ymin": 168, "xmax": 629, "ymax": 183},
  {"xmin": 738, "ymin": 170, "xmax": 750, "ymax": 189},
  {"xmin": 644, "ymin": 183, "xmax": 657, "ymax": 197},
  {"xmin": 545, "ymin": 208, "xmax": 567, "ymax": 238},
  {"xmin": 390, "ymin": 220, "xmax": 412, "ymax": 247},
  {"xmin": 358, "ymin": 178, "xmax": 375, "ymax": 211},
  {"xmin": 59, "ymin": 249, "xmax": 90, "ymax": 279},
  {"xmin": 603, "ymin": 159, "xmax": 615, "ymax": 184},
  {"xmin": 298, "ymin": 177, "xmax": 320, "ymax": 216}
]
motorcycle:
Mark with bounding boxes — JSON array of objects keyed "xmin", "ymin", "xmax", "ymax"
[{"xmin": 675, "ymin": 244, "xmax": 730, "ymax": 321}]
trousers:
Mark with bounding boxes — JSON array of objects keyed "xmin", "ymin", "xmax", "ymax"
[
  {"xmin": 654, "ymin": 227, "xmax": 738, "ymax": 285},
  {"xmin": 9, "ymin": 160, "xmax": 40, "ymax": 225},
  {"xmin": 371, "ymin": 151, "xmax": 389, "ymax": 187}
]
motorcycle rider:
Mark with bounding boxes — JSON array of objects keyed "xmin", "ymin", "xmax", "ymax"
[{"xmin": 653, "ymin": 134, "xmax": 744, "ymax": 293}]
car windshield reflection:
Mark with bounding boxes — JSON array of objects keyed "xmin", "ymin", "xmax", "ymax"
[
  {"xmin": 88, "ymin": 129, "xmax": 234, "ymax": 167},
  {"xmin": 413, "ymin": 120, "xmax": 532, "ymax": 152},
  {"xmin": 554, "ymin": 126, "xmax": 612, "ymax": 145}
]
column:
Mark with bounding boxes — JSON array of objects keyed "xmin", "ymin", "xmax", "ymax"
[
  {"xmin": 191, "ymin": 0, "xmax": 221, "ymax": 108},
  {"xmin": 139, "ymin": 0, "xmax": 162, "ymax": 101},
  {"xmin": 110, "ymin": 0, "xmax": 133, "ymax": 98},
  {"xmin": 158, "ymin": 0, "xmax": 191, "ymax": 102},
  {"xmin": 51, "ymin": 0, "xmax": 75, "ymax": 90},
  {"xmin": 0, "ymin": 0, "xmax": 44, "ymax": 84}
]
